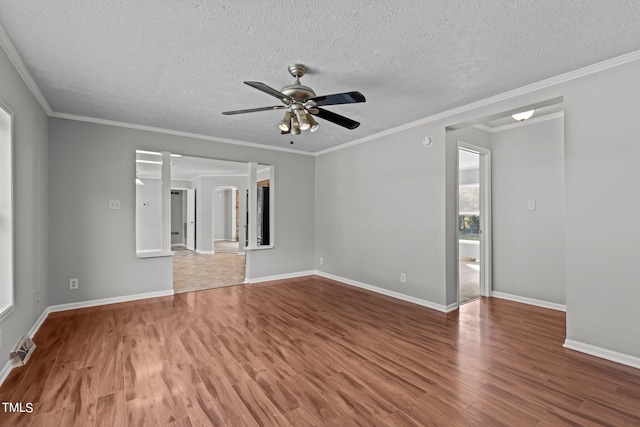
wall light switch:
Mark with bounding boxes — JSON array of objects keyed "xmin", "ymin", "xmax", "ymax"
[
  {"xmin": 528, "ymin": 200, "xmax": 536, "ymax": 211},
  {"xmin": 109, "ymin": 200, "xmax": 121, "ymax": 210}
]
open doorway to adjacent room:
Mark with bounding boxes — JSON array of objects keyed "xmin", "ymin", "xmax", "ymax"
[
  {"xmin": 135, "ymin": 151, "xmax": 248, "ymax": 293},
  {"xmin": 169, "ymin": 156, "xmax": 248, "ymax": 294},
  {"xmin": 457, "ymin": 144, "xmax": 489, "ymax": 304}
]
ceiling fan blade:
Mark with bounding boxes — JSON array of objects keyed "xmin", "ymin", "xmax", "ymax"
[
  {"xmin": 244, "ymin": 81, "xmax": 291, "ymax": 102},
  {"xmin": 306, "ymin": 91, "xmax": 366, "ymax": 106},
  {"xmin": 222, "ymin": 105, "xmax": 287, "ymax": 115},
  {"xmin": 311, "ymin": 107, "xmax": 360, "ymax": 129}
]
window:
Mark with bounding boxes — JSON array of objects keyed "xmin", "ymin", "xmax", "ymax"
[
  {"xmin": 459, "ymin": 183, "xmax": 480, "ymax": 241},
  {"xmin": 0, "ymin": 101, "xmax": 14, "ymax": 321}
]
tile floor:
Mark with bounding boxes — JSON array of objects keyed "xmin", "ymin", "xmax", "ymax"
[{"xmin": 172, "ymin": 241, "xmax": 245, "ymax": 294}]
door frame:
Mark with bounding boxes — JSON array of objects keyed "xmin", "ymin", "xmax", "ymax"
[
  {"xmin": 457, "ymin": 141, "xmax": 492, "ymax": 300},
  {"xmin": 185, "ymin": 188, "xmax": 196, "ymax": 251}
]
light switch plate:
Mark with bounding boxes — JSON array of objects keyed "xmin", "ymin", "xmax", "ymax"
[{"xmin": 528, "ymin": 200, "xmax": 536, "ymax": 211}]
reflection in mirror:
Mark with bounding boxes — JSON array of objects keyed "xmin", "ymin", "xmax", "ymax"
[
  {"xmin": 135, "ymin": 151, "xmax": 274, "ymax": 259},
  {"xmin": 135, "ymin": 150, "xmax": 164, "ymax": 255},
  {"xmin": 256, "ymin": 164, "xmax": 272, "ymax": 246}
]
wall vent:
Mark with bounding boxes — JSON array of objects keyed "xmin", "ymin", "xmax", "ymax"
[{"xmin": 10, "ymin": 336, "xmax": 36, "ymax": 366}]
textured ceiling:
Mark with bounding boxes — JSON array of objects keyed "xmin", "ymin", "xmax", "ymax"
[{"xmin": 1, "ymin": 1, "xmax": 639, "ymax": 153}]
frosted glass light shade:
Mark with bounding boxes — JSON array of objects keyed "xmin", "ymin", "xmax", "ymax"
[{"xmin": 512, "ymin": 110, "xmax": 535, "ymax": 121}]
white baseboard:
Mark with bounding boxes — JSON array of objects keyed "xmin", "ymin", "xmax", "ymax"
[
  {"xmin": 47, "ymin": 289, "xmax": 175, "ymax": 314},
  {"xmin": 491, "ymin": 291, "xmax": 566, "ymax": 311},
  {"xmin": 28, "ymin": 306, "xmax": 51, "ymax": 339},
  {"xmin": 0, "ymin": 359, "xmax": 13, "ymax": 387},
  {"xmin": 445, "ymin": 302, "xmax": 459, "ymax": 312},
  {"xmin": 0, "ymin": 288, "xmax": 175, "ymax": 388},
  {"xmin": 195, "ymin": 249, "xmax": 215, "ymax": 255},
  {"xmin": 316, "ymin": 271, "xmax": 450, "ymax": 313},
  {"xmin": 245, "ymin": 270, "xmax": 317, "ymax": 284},
  {"xmin": 564, "ymin": 339, "xmax": 640, "ymax": 369}
]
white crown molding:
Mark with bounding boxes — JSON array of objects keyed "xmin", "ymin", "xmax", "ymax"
[
  {"xmin": 315, "ymin": 50, "xmax": 640, "ymax": 156},
  {"xmin": 0, "ymin": 23, "xmax": 53, "ymax": 115},
  {"xmin": 2, "ymin": 14, "xmax": 639, "ymax": 157},
  {"xmin": 472, "ymin": 124, "xmax": 493, "ymax": 133},
  {"xmin": 491, "ymin": 291, "xmax": 566, "ymax": 311},
  {"xmin": 564, "ymin": 339, "xmax": 640, "ymax": 370},
  {"xmin": 479, "ymin": 111, "xmax": 564, "ymax": 133},
  {"xmin": 50, "ymin": 112, "xmax": 315, "ymax": 156}
]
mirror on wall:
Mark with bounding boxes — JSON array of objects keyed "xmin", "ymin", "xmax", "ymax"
[
  {"xmin": 135, "ymin": 150, "xmax": 274, "ymax": 258},
  {"xmin": 256, "ymin": 164, "xmax": 273, "ymax": 247}
]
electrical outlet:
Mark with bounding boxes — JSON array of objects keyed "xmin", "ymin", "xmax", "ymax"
[
  {"xmin": 319, "ymin": 257, "xmax": 324, "ymax": 265},
  {"xmin": 37, "ymin": 291, "xmax": 40, "ymax": 303},
  {"xmin": 108, "ymin": 200, "xmax": 121, "ymax": 210},
  {"xmin": 400, "ymin": 273, "xmax": 407, "ymax": 283},
  {"xmin": 69, "ymin": 278, "xmax": 79, "ymax": 290}
]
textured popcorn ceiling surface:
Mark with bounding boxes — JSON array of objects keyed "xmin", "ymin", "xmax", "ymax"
[{"xmin": 1, "ymin": 1, "xmax": 639, "ymax": 152}]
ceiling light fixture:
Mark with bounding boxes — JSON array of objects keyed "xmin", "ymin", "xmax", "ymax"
[
  {"xmin": 278, "ymin": 111, "xmax": 292, "ymax": 132},
  {"xmin": 294, "ymin": 108, "xmax": 310, "ymax": 131},
  {"xmin": 222, "ymin": 64, "xmax": 367, "ymax": 135},
  {"xmin": 290, "ymin": 117, "xmax": 301, "ymax": 135},
  {"xmin": 511, "ymin": 110, "xmax": 535, "ymax": 121},
  {"xmin": 307, "ymin": 114, "xmax": 319, "ymax": 132}
]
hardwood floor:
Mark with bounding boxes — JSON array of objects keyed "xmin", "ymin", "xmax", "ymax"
[{"xmin": 1, "ymin": 275, "xmax": 639, "ymax": 426}]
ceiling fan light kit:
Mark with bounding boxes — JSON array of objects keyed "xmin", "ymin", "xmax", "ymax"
[{"xmin": 222, "ymin": 64, "xmax": 366, "ymax": 136}]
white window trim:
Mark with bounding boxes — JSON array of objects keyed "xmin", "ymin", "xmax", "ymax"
[{"xmin": 0, "ymin": 99, "xmax": 14, "ymax": 322}]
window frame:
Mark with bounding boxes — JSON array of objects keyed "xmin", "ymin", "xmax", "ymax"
[{"xmin": 0, "ymin": 99, "xmax": 15, "ymax": 321}]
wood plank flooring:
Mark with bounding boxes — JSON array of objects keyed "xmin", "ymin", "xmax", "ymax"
[{"xmin": 1, "ymin": 275, "xmax": 639, "ymax": 426}]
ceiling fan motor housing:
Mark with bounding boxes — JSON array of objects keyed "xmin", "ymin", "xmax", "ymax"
[
  {"xmin": 281, "ymin": 84, "xmax": 316, "ymax": 102},
  {"xmin": 281, "ymin": 63, "xmax": 315, "ymax": 102}
]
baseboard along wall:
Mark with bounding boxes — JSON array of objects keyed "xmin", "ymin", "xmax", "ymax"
[{"xmin": 3, "ymin": 272, "xmax": 639, "ymax": 388}]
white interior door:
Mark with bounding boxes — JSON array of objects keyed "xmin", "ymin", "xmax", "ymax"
[{"xmin": 186, "ymin": 189, "xmax": 196, "ymax": 251}]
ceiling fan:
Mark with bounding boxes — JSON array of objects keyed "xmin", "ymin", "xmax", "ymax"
[{"xmin": 222, "ymin": 64, "xmax": 366, "ymax": 135}]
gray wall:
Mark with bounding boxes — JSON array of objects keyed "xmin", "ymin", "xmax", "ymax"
[
  {"xmin": 563, "ymin": 62, "xmax": 640, "ymax": 358},
  {"xmin": 48, "ymin": 118, "xmax": 316, "ymax": 304},
  {"xmin": 212, "ymin": 189, "xmax": 231, "ymax": 241},
  {"xmin": 316, "ymin": 125, "xmax": 448, "ymax": 305},
  {"xmin": 316, "ymin": 57, "xmax": 640, "ymax": 360},
  {"xmin": 0, "ymin": 46, "xmax": 49, "ymax": 357},
  {"xmin": 491, "ymin": 117, "xmax": 565, "ymax": 304}
]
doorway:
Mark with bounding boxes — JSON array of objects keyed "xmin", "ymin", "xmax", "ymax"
[{"xmin": 458, "ymin": 142, "xmax": 491, "ymax": 304}]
